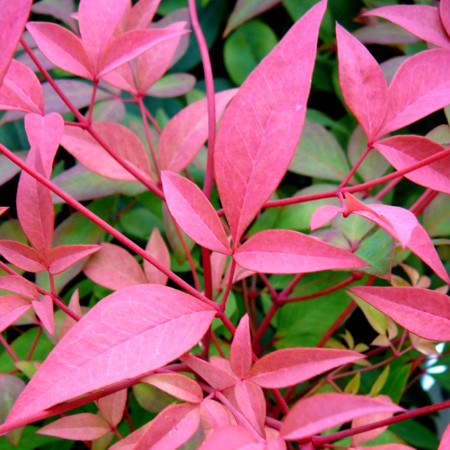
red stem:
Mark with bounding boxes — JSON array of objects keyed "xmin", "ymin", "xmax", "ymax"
[
  {"xmin": 317, "ymin": 302, "xmax": 356, "ymax": 348},
  {"xmin": 409, "ymin": 189, "xmax": 439, "ymax": 217},
  {"xmin": 339, "ymin": 143, "xmax": 372, "ymax": 188},
  {"xmin": 87, "ymin": 79, "xmax": 98, "ymax": 124},
  {"xmin": 220, "ymin": 258, "xmax": 236, "ymax": 310},
  {"xmin": 0, "ymin": 334, "xmax": 20, "ymax": 362},
  {"xmin": 252, "ymin": 302, "xmax": 278, "ymax": 347}
]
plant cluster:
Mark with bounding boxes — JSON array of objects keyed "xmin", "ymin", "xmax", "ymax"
[{"xmin": 0, "ymin": 0, "xmax": 449, "ymax": 449}]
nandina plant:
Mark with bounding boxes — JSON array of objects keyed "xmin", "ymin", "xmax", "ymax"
[{"xmin": 0, "ymin": 0, "xmax": 449, "ymax": 449}]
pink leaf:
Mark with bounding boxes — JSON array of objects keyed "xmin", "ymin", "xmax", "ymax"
[
  {"xmin": 442, "ymin": 0, "xmax": 450, "ymax": 36},
  {"xmin": 0, "ymin": 240, "xmax": 47, "ymax": 272},
  {"xmin": 215, "ymin": 1, "xmax": 326, "ymax": 243},
  {"xmin": 135, "ymin": 403, "xmax": 201, "ymax": 450},
  {"xmin": 24, "ymin": 113, "xmax": 64, "ymax": 178},
  {"xmin": 122, "ymin": 0, "xmax": 161, "ymax": 31},
  {"xmin": 16, "ymin": 148, "xmax": 54, "ymax": 257},
  {"xmin": 336, "ymin": 25, "xmax": 388, "ymax": 142},
  {"xmin": 234, "ymin": 230, "xmax": 367, "ymax": 274},
  {"xmin": 199, "ymin": 425, "xmax": 262, "ymax": 450},
  {"xmin": 379, "ymin": 49, "xmax": 450, "ymax": 137},
  {"xmin": 98, "ymin": 27, "xmax": 189, "ymax": 78},
  {"xmin": 148, "ymin": 73, "xmax": 196, "ymax": 98},
  {"xmin": 344, "ymin": 193, "xmax": 449, "ymax": 283},
  {"xmin": 96, "ymin": 389, "xmax": 127, "ymax": 427},
  {"xmin": 181, "ymin": 354, "xmax": 238, "ymax": 390},
  {"xmin": 26, "ymin": 22, "xmax": 93, "ymax": 79},
  {"xmin": 109, "ymin": 423, "xmax": 151, "ymax": 450},
  {"xmin": 83, "ymin": 242, "xmax": 147, "ymax": 290},
  {"xmin": 0, "ymin": 275, "xmax": 39, "ymax": 300},
  {"xmin": 143, "ymin": 228, "xmax": 170, "ymax": 285},
  {"xmin": 363, "ymin": 5, "xmax": 450, "ymax": 49},
  {"xmin": 38, "ymin": 413, "xmax": 110, "ymax": 440},
  {"xmin": 373, "ymin": 136, "xmax": 450, "ymax": 195},
  {"xmin": 0, "ymin": 0, "xmax": 32, "ymax": 86},
  {"xmin": 141, "ymin": 373, "xmax": 203, "ymax": 404},
  {"xmin": 32, "ymin": 294, "xmax": 54, "ymax": 337},
  {"xmin": 0, "ymin": 207, "xmax": 7, "ymax": 216},
  {"xmin": 61, "ymin": 121, "xmax": 154, "ymax": 182},
  {"xmin": 0, "ymin": 60, "xmax": 44, "ymax": 114},
  {"xmin": 49, "ymin": 244, "xmax": 100, "ymax": 275},
  {"xmin": 230, "ymin": 314, "xmax": 252, "ymax": 378},
  {"xmin": 0, "ymin": 295, "xmax": 32, "ymax": 333},
  {"xmin": 158, "ymin": 89, "xmax": 238, "ymax": 173},
  {"xmin": 439, "ymin": 424, "xmax": 450, "ymax": 450},
  {"xmin": 281, "ymin": 393, "xmax": 403, "ymax": 441},
  {"xmin": 59, "ymin": 289, "xmax": 81, "ymax": 340},
  {"xmin": 348, "ymin": 286, "xmax": 450, "ymax": 342},
  {"xmin": 248, "ymin": 348, "xmax": 364, "ymax": 389},
  {"xmin": 310, "ymin": 205, "xmax": 342, "ymax": 231},
  {"xmin": 351, "ymin": 410, "xmax": 393, "ymax": 446},
  {"xmin": 200, "ymin": 399, "xmax": 236, "ymax": 431},
  {"xmin": 161, "ymin": 171, "xmax": 231, "ymax": 255},
  {"xmin": 78, "ymin": 0, "xmax": 129, "ymax": 66},
  {"xmin": 3, "ymin": 285, "xmax": 216, "ymax": 428}
]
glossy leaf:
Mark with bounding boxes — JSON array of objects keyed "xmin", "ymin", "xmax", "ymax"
[
  {"xmin": 373, "ymin": 136, "xmax": 450, "ymax": 195},
  {"xmin": 96, "ymin": 389, "xmax": 127, "ymax": 427},
  {"xmin": 162, "ymin": 171, "xmax": 230, "ymax": 255},
  {"xmin": 83, "ymin": 242, "xmax": 147, "ymax": 290},
  {"xmin": 234, "ymin": 230, "xmax": 367, "ymax": 274},
  {"xmin": 2, "ymin": 285, "xmax": 216, "ymax": 428},
  {"xmin": 215, "ymin": 1, "xmax": 327, "ymax": 243},
  {"xmin": 0, "ymin": 0, "xmax": 32, "ymax": 86},
  {"xmin": 248, "ymin": 348, "xmax": 364, "ymax": 389},
  {"xmin": 143, "ymin": 228, "xmax": 170, "ymax": 285},
  {"xmin": 158, "ymin": 89, "xmax": 237, "ymax": 173},
  {"xmin": 281, "ymin": 393, "xmax": 403, "ymax": 441},
  {"xmin": 349, "ymin": 286, "xmax": 450, "ymax": 342},
  {"xmin": 49, "ymin": 244, "xmax": 100, "ymax": 275},
  {"xmin": 230, "ymin": 315, "xmax": 252, "ymax": 378},
  {"xmin": 37, "ymin": 413, "xmax": 110, "ymax": 440},
  {"xmin": 0, "ymin": 296, "xmax": 32, "ymax": 333},
  {"xmin": 336, "ymin": 24, "xmax": 388, "ymax": 142}
]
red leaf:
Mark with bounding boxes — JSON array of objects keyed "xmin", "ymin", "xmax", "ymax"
[
  {"xmin": 199, "ymin": 425, "xmax": 262, "ymax": 450},
  {"xmin": 3, "ymin": 285, "xmax": 216, "ymax": 427},
  {"xmin": 61, "ymin": 121, "xmax": 154, "ymax": 182},
  {"xmin": 336, "ymin": 25, "xmax": 388, "ymax": 143},
  {"xmin": 349, "ymin": 286, "xmax": 450, "ymax": 342},
  {"xmin": 0, "ymin": 0, "xmax": 32, "ymax": 86},
  {"xmin": 248, "ymin": 348, "xmax": 364, "ymax": 389},
  {"xmin": 363, "ymin": 5, "xmax": 450, "ymax": 49},
  {"xmin": 135, "ymin": 403, "xmax": 200, "ymax": 450},
  {"xmin": 373, "ymin": 136, "xmax": 450, "ymax": 195},
  {"xmin": 0, "ymin": 207, "xmax": 7, "ymax": 216},
  {"xmin": 158, "ymin": 89, "xmax": 238, "ymax": 173},
  {"xmin": 142, "ymin": 373, "xmax": 203, "ymax": 404},
  {"xmin": 26, "ymin": 22, "xmax": 93, "ymax": 79},
  {"xmin": 32, "ymin": 294, "xmax": 54, "ymax": 337},
  {"xmin": 0, "ymin": 60, "xmax": 44, "ymax": 114},
  {"xmin": 0, "ymin": 275, "xmax": 39, "ymax": 300},
  {"xmin": 200, "ymin": 399, "xmax": 236, "ymax": 431},
  {"xmin": 122, "ymin": 0, "xmax": 160, "ymax": 31},
  {"xmin": 78, "ymin": 0, "xmax": 129, "ymax": 66},
  {"xmin": 310, "ymin": 205, "xmax": 342, "ymax": 231},
  {"xmin": 0, "ymin": 295, "xmax": 32, "ymax": 333},
  {"xmin": 442, "ymin": 0, "xmax": 450, "ymax": 36},
  {"xmin": 49, "ymin": 244, "xmax": 100, "ymax": 275},
  {"xmin": 143, "ymin": 228, "xmax": 170, "ymax": 285},
  {"xmin": 234, "ymin": 230, "xmax": 367, "ymax": 274},
  {"xmin": 230, "ymin": 314, "xmax": 252, "ymax": 379},
  {"xmin": 0, "ymin": 240, "xmax": 47, "ymax": 273},
  {"xmin": 351, "ymin": 409, "xmax": 393, "ymax": 446},
  {"xmin": 281, "ymin": 393, "xmax": 403, "ymax": 441},
  {"xmin": 162, "ymin": 171, "xmax": 231, "ymax": 255},
  {"xmin": 96, "ymin": 389, "xmax": 127, "ymax": 427},
  {"xmin": 215, "ymin": 1, "xmax": 326, "ymax": 243},
  {"xmin": 60, "ymin": 289, "xmax": 81, "ymax": 340},
  {"xmin": 24, "ymin": 113, "xmax": 64, "ymax": 178},
  {"xmin": 38, "ymin": 413, "xmax": 110, "ymax": 441},
  {"xmin": 379, "ymin": 49, "xmax": 450, "ymax": 137},
  {"xmin": 83, "ymin": 242, "xmax": 147, "ymax": 290}
]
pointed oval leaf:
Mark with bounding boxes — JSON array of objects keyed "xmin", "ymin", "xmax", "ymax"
[
  {"xmin": 0, "ymin": 60, "xmax": 44, "ymax": 114},
  {"xmin": 0, "ymin": 275, "xmax": 39, "ymax": 300},
  {"xmin": 123, "ymin": 0, "xmax": 160, "ymax": 31},
  {"xmin": 199, "ymin": 425, "xmax": 262, "ymax": 450},
  {"xmin": 162, "ymin": 171, "xmax": 230, "ymax": 255},
  {"xmin": 49, "ymin": 244, "xmax": 100, "ymax": 275},
  {"xmin": 336, "ymin": 24, "xmax": 388, "ymax": 142},
  {"xmin": 83, "ymin": 242, "xmax": 147, "ymax": 290},
  {"xmin": 38, "ymin": 413, "xmax": 110, "ymax": 440},
  {"xmin": 96, "ymin": 389, "xmax": 127, "ymax": 427},
  {"xmin": 142, "ymin": 373, "xmax": 203, "ymax": 404},
  {"xmin": 379, "ymin": 49, "xmax": 450, "ymax": 137},
  {"xmin": 230, "ymin": 314, "xmax": 252, "ymax": 379},
  {"xmin": 4, "ymin": 285, "xmax": 216, "ymax": 427},
  {"xmin": 144, "ymin": 228, "xmax": 170, "ymax": 285},
  {"xmin": 61, "ymin": 121, "xmax": 153, "ymax": 182},
  {"xmin": 0, "ymin": 0, "xmax": 32, "ymax": 86},
  {"xmin": 363, "ymin": 5, "xmax": 450, "ymax": 49},
  {"xmin": 26, "ymin": 22, "xmax": 93, "ymax": 79},
  {"xmin": 215, "ymin": 1, "xmax": 327, "ymax": 243},
  {"xmin": 248, "ymin": 348, "xmax": 364, "ymax": 389},
  {"xmin": 373, "ymin": 136, "xmax": 450, "ymax": 195},
  {"xmin": 234, "ymin": 230, "xmax": 367, "ymax": 274},
  {"xmin": 32, "ymin": 294, "xmax": 54, "ymax": 337},
  {"xmin": 0, "ymin": 295, "xmax": 32, "ymax": 333},
  {"xmin": 281, "ymin": 393, "xmax": 403, "ymax": 441},
  {"xmin": 147, "ymin": 73, "xmax": 196, "ymax": 98},
  {"xmin": 349, "ymin": 286, "xmax": 450, "ymax": 342},
  {"xmin": 200, "ymin": 399, "xmax": 236, "ymax": 431},
  {"xmin": 60, "ymin": 289, "xmax": 81, "ymax": 340},
  {"xmin": 0, "ymin": 240, "xmax": 47, "ymax": 272},
  {"xmin": 158, "ymin": 89, "xmax": 238, "ymax": 173}
]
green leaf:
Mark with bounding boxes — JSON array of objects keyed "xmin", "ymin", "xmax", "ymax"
[
  {"xmin": 344, "ymin": 373, "xmax": 361, "ymax": 394},
  {"xmin": 391, "ymin": 419, "xmax": 440, "ymax": 450},
  {"xmin": 423, "ymin": 194, "xmax": 450, "ymax": 237},
  {"xmin": 380, "ymin": 363, "xmax": 410, "ymax": 404},
  {"xmin": 224, "ymin": 20, "xmax": 278, "ymax": 86},
  {"xmin": 119, "ymin": 207, "xmax": 164, "ymax": 241},
  {"xmin": 370, "ymin": 364, "xmax": 390, "ymax": 397}
]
